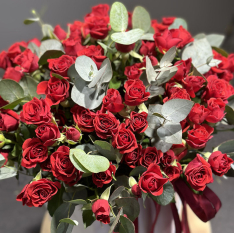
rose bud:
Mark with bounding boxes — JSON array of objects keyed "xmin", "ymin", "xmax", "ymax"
[
  {"xmin": 64, "ymin": 127, "xmax": 81, "ymax": 144},
  {"xmin": 188, "ymin": 103, "xmax": 210, "ymax": 125},
  {"xmin": 163, "ymin": 163, "xmax": 182, "ymax": 182},
  {"xmin": 205, "ymin": 98, "xmax": 226, "ymax": 123},
  {"xmin": 102, "ymin": 89, "xmax": 124, "ymax": 113},
  {"xmin": 124, "ymin": 63, "xmax": 143, "ymax": 80},
  {"xmin": 16, "ymin": 178, "xmax": 61, "ymax": 207},
  {"xmin": 92, "ymin": 199, "xmax": 110, "ymax": 224},
  {"xmin": 115, "ymin": 43, "xmax": 135, "ymax": 53},
  {"xmin": 208, "ymin": 151, "xmax": 233, "ymax": 176},
  {"xmin": 0, "ymin": 51, "xmax": 12, "ymax": 70},
  {"xmin": 131, "ymin": 184, "xmax": 142, "ymax": 198},
  {"xmin": 124, "ymin": 79, "xmax": 150, "ymax": 106},
  {"xmin": 51, "ymin": 146, "xmax": 83, "ymax": 186},
  {"xmin": 20, "ymin": 97, "xmax": 52, "ymax": 125},
  {"xmin": 0, "ymin": 109, "xmax": 19, "ymax": 132},
  {"xmin": 3, "ymin": 67, "xmax": 23, "ymax": 82},
  {"xmin": 35, "ymin": 123, "xmax": 60, "ymax": 146},
  {"xmin": 139, "ymin": 163, "xmax": 168, "ymax": 196},
  {"xmin": 186, "ymin": 124, "xmax": 213, "ymax": 149},
  {"xmin": 92, "ymin": 163, "xmax": 116, "ymax": 188},
  {"xmin": 7, "ymin": 41, "xmax": 27, "ymax": 60},
  {"xmin": 54, "ymin": 25, "xmax": 67, "ymax": 40},
  {"xmin": 21, "ymin": 138, "xmax": 48, "ymax": 169},
  {"xmin": 185, "ymin": 154, "xmax": 213, "ymax": 191},
  {"xmin": 63, "ymin": 37, "xmax": 84, "ymax": 56},
  {"xmin": 71, "ymin": 105, "xmax": 96, "ymax": 133}
]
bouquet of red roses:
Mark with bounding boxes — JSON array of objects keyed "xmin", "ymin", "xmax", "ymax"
[{"xmin": 0, "ymin": 1, "xmax": 234, "ymax": 232}]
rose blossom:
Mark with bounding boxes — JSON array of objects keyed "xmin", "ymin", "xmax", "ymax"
[
  {"xmin": 139, "ymin": 163, "xmax": 168, "ymax": 196},
  {"xmin": 208, "ymin": 151, "xmax": 233, "ymax": 176},
  {"xmin": 171, "ymin": 58, "xmax": 192, "ymax": 81},
  {"xmin": 54, "ymin": 25, "xmax": 67, "ymax": 40},
  {"xmin": 92, "ymin": 199, "xmax": 110, "ymax": 224},
  {"xmin": 64, "ymin": 127, "xmax": 81, "ymax": 143},
  {"xmin": 163, "ymin": 163, "xmax": 182, "ymax": 182},
  {"xmin": 0, "ymin": 109, "xmax": 19, "ymax": 132},
  {"xmin": 124, "ymin": 63, "xmax": 143, "ymax": 80},
  {"xmin": 139, "ymin": 147, "xmax": 163, "ymax": 168},
  {"xmin": 123, "ymin": 144, "xmax": 142, "ymax": 168},
  {"xmin": 188, "ymin": 103, "xmax": 210, "ymax": 125},
  {"xmin": 16, "ymin": 179, "xmax": 61, "ymax": 207},
  {"xmin": 0, "ymin": 51, "xmax": 11, "ymax": 69},
  {"xmin": 131, "ymin": 184, "xmax": 142, "ymax": 198},
  {"xmin": 160, "ymin": 150, "xmax": 176, "ymax": 166},
  {"xmin": 3, "ymin": 67, "xmax": 23, "ymax": 82},
  {"xmin": 185, "ymin": 154, "xmax": 213, "ymax": 191}
]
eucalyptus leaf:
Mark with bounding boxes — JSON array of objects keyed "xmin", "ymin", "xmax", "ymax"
[
  {"xmin": 224, "ymin": 106, "xmax": 234, "ymax": 125},
  {"xmin": 111, "ymin": 29, "xmax": 145, "ymax": 45},
  {"xmin": 67, "ymin": 199, "xmax": 87, "ymax": 205},
  {"xmin": 119, "ymin": 216, "xmax": 135, "ymax": 233},
  {"xmin": 206, "ymin": 34, "xmax": 225, "ymax": 47},
  {"xmin": 100, "ymin": 184, "xmax": 113, "ymax": 200},
  {"xmin": 1, "ymin": 97, "xmax": 26, "ymax": 110},
  {"xmin": 109, "ymin": 186, "xmax": 125, "ymax": 203},
  {"xmin": 42, "ymin": 24, "xmax": 56, "ymax": 39},
  {"xmin": 0, "ymin": 154, "xmax": 6, "ymax": 168},
  {"xmin": 146, "ymin": 56, "xmax": 157, "ymax": 83},
  {"xmin": 153, "ymin": 137, "xmax": 173, "ymax": 153},
  {"xmin": 140, "ymin": 33, "xmax": 154, "ymax": 41},
  {"xmin": 110, "ymin": 2, "xmax": 128, "ymax": 32},
  {"xmin": 24, "ymin": 17, "xmax": 39, "ymax": 25},
  {"xmin": 82, "ymin": 210, "xmax": 96, "ymax": 229},
  {"xmin": 160, "ymin": 46, "xmax": 177, "ymax": 68},
  {"xmin": 168, "ymin": 18, "xmax": 187, "ymax": 30},
  {"xmin": 59, "ymin": 218, "xmax": 78, "ymax": 226},
  {"xmin": 213, "ymin": 139, "xmax": 234, "ymax": 155},
  {"xmin": 109, "ymin": 76, "xmax": 122, "ymax": 89},
  {"xmin": 94, "ymin": 140, "xmax": 117, "ymax": 161},
  {"xmin": 28, "ymin": 42, "xmax": 40, "ymax": 56},
  {"xmin": 0, "ymin": 79, "xmax": 24, "ymax": 103},
  {"xmin": 19, "ymin": 76, "xmax": 40, "ymax": 99},
  {"xmin": 132, "ymin": 6, "xmax": 151, "ymax": 32},
  {"xmin": 129, "ymin": 166, "xmax": 147, "ymax": 177},
  {"xmin": 109, "ymin": 208, "xmax": 122, "ymax": 233}
]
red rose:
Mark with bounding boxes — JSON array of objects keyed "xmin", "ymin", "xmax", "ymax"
[
  {"xmin": 162, "ymin": 17, "xmax": 176, "ymax": 25},
  {"xmin": 7, "ymin": 41, "xmax": 27, "ymax": 60},
  {"xmin": 208, "ymin": 151, "xmax": 233, "ymax": 176},
  {"xmin": 171, "ymin": 58, "xmax": 192, "ymax": 81},
  {"xmin": 188, "ymin": 103, "xmax": 210, "ymax": 124},
  {"xmin": 206, "ymin": 98, "xmax": 226, "ymax": 123},
  {"xmin": 92, "ymin": 163, "xmax": 116, "ymax": 188},
  {"xmin": 131, "ymin": 184, "xmax": 142, "ymax": 198},
  {"xmin": 126, "ymin": 111, "xmax": 148, "ymax": 134},
  {"xmin": 16, "ymin": 179, "xmax": 61, "ymax": 207},
  {"xmin": 171, "ymin": 142, "xmax": 187, "ymax": 162},
  {"xmin": 71, "ymin": 105, "xmax": 96, "ymax": 132},
  {"xmin": 84, "ymin": 16, "xmax": 109, "ymax": 40},
  {"xmin": 151, "ymin": 19, "xmax": 168, "ymax": 34},
  {"xmin": 228, "ymin": 53, "xmax": 234, "ymax": 73},
  {"xmin": 139, "ymin": 163, "xmax": 168, "ymax": 196},
  {"xmin": 14, "ymin": 49, "xmax": 39, "ymax": 73},
  {"xmin": 69, "ymin": 21, "xmax": 83, "ymax": 39},
  {"xmin": 124, "ymin": 79, "xmax": 150, "ymax": 106},
  {"xmin": 160, "ymin": 150, "xmax": 176, "ymax": 166},
  {"xmin": 123, "ymin": 144, "xmax": 142, "ymax": 168},
  {"xmin": 163, "ymin": 87, "xmax": 190, "ymax": 102},
  {"xmin": 64, "ymin": 127, "xmax": 81, "ymax": 143},
  {"xmin": 115, "ymin": 43, "xmax": 135, "ymax": 53},
  {"xmin": 21, "ymin": 138, "xmax": 48, "ymax": 168},
  {"xmin": 40, "ymin": 157, "xmax": 52, "ymax": 172},
  {"xmin": 27, "ymin": 38, "xmax": 41, "ymax": 47},
  {"xmin": 62, "ymin": 37, "xmax": 84, "ymax": 56},
  {"xmin": 180, "ymin": 118, "xmax": 190, "ymax": 133},
  {"xmin": 185, "ymin": 154, "xmax": 213, "ymax": 191},
  {"xmin": 87, "ymin": 4, "xmax": 109, "ymax": 17},
  {"xmin": 182, "ymin": 76, "xmax": 205, "ymax": 98},
  {"xmin": 94, "ymin": 111, "xmax": 119, "ymax": 139},
  {"xmin": 153, "ymin": 29, "xmax": 182, "ymax": 53},
  {"xmin": 140, "ymin": 41, "xmax": 158, "ymax": 66},
  {"xmin": 51, "ymin": 146, "xmax": 83, "ymax": 186},
  {"xmin": 20, "ymin": 97, "xmax": 52, "ymax": 125},
  {"xmin": 92, "ymin": 199, "xmax": 110, "ymax": 224},
  {"xmin": 54, "ymin": 25, "xmax": 67, "ymax": 40},
  {"xmin": 164, "ymin": 163, "xmax": 182, "ymax": 182},
  {"xmin": 202, "ymin": 75, "xmax": 234, "ymax": 103},
  {"xmin": 3, "ymin": 67, "xmax": 23, "ymax": 82},
  {"xmin": 0, "ymin": 109, "xmax": 19, "ymax": 132},
  {"xmin": 124, "ymin": 63, "xmax": 143, "ymax": 80},
  {"xmin": 35, "ymin": 123, "xmax": 60, "ymax": 146},
  {"xmin": 186, "ymin": 124, "xmax": 213, "ymax": 149},
  {"xmin": 77, "ymin": 45, "xmax": 106, "ymax": 69},
  {"xmin": 112, "ymin": 123, "xmax": 138, "ymax": 154},
  {"xmin": 102, "ymin": 89, "xmax": 124, "ymax": 113},
  {"xmin": 0, "ymin": 51, "xmax": 11, "ymax": 70},
  {"xmin": 0, "ymin": 150, "xmax": 8, "ymax": 167},
  {"xmin": 0, "ymin": 96, "xmax": 8, "ymax": 108},
  {"xmin": 139, "ymin": 147, "xmax": 163, "ymax": 168},
  {"xmin": 170, "ymin": 26, "xmax": 194, "ymax": 48},
  {"xmin": 48, "ymin": 55, "xmax": 75, "ymax": 78},
  {"xmin": 36, "ymin": 76, "xmax": 70, "ymax": 106}
]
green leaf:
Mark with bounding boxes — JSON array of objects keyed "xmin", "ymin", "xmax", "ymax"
[
  {"xmin": 56, "ymin": 223, "xmax": 74, "ymax": 233},
  {"xmin": 119, "ymin": 215, "xmax": 135, "ymax": 233},
  {"xmin": 225, "ymin": 105, "xmax": 234, "ymax": 125},
  {"xmin": 109, "ymin": 208, "xmax": 122, "ymax": 233},
  {"xmin": 42, "ymin": 24, "xmax": 57, "ymax": 39},
  {"xmin": 129, "ymin": 166, "xmax": 147, "ymax": 177},
  {"xmin": 213, "ymin": 139, "xmax": 234, "ymax": 155},
  {"xmin": 59, "ymin": 218, "xmax": 78, "ymax": 226},
  {"xmin": 32, "ymin": 170, "xmax": 42, "ymax": 181},
  {"xmin": 111, "ymin": 29, "xmax": 145, "ymax": 45},
  {"xmin": 161, "ymin": 99, "xmax": 194, "ymax": 123},
  {"xmin": 1, "ymin": 97, "xmax": 26, "ymax": 110},
  {"xmin": 0, "ymin": 79, "xmax": 24, "ymax": 103},
  {"xmin": 168, "ymin": 18, "xmax": 187, "ymax": 30},
  {"xmin": 109, "ymin": 186, "xmax": 125, "ymax": 203},
  {"xmin": 101, "ymin": 184, "xmax": 113, "ymax": 200},
  {"xmin": 0, "ymin": 154, "xmax": 6, "ymax": 168},
  {"xmin": 67, "ymin": 199, "xmax": 87, "ymax": 205},
  {"xmin": 206, "ymin": 34, "xmax": 225, "ymax": 47},
  {"xmin": 109, "ymin": 76, "xmax": 122, "ymax": 89},
  {"xmin": 110, "ymin": 2, "xmax": 128, "ymax": 32},
  {"xmin": 114, "ymin": 175, "xmax": 130, "ymax": 188},
  {"xmin": 227, "ymin": 94, "xmax": 234, "ymax": 109},
  {"xmin": 24, "ymin": 17, "xmax": 39, "ymax": 25},
  {"xmin": 128, "ymin": 176, "xmax": 137, "ymax": 187},
  {"xmin": 160, "ymin": 46, "xmax": 177, "ymax": 68},
  {"xmin": 132, "ymin": 6, "xmax": 151, "ymax": 33},
  {"xmin": 150, "ymin": 182, "xmax": 174, "ymax": 206},
  {"xmin": 19, "ymin": 76, "xmax": 40, "ymax": 99},
  {"xmin": 51, "ymin": 203, "xmax": 75, "ymax": 233},
  {"xmin": 51, "ymin": 73, "xmax": 66, "ymax": 80},
  {"xmin": 212, "ymin": 47, "xmax": 228, "ymax": 58},
  {"xmin": 115, "ymin": 197, "xmax": 140, "ymax": 221},
  {"xmin": 0, "ymin": 167, "xmax": 17, "ymax": 180},
  {"xmin": 69, "ymin": 148, "xmax": 110, "ymax": 173},
  {"xmin": 82, "ymin": 210, "xmax": 95, "ymax": 229},
  {"xmin": 146, "ymin": 56, "xmax": 157, "ymax": 83},
  {"xmin": 94, "ymin": 140, "xmax": 117, "ymax": 160},
  {"xmin": 140, "ymin": 33, "xmax": 154, "ymax": 41}
]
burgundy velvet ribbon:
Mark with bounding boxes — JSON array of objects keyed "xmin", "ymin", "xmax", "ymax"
[
  {"xmin": 174, "ymin": 178, "xmax": 222, "ymax": 223},
  {"xmin": 150, "ymin": 201, "xmax": 161, "ymax": 233},
  {"xmin": 133, "ymin": 217, "xmax": 139, "ymax": 233},
  {"xmin": 170, "ymin": 202, "xmax": 182, "ymax": 233}
]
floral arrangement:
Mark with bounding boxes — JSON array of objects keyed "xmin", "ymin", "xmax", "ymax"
[{"xmin": 0, "ymin": 2, "xmax": 234, "ymax": 233}]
